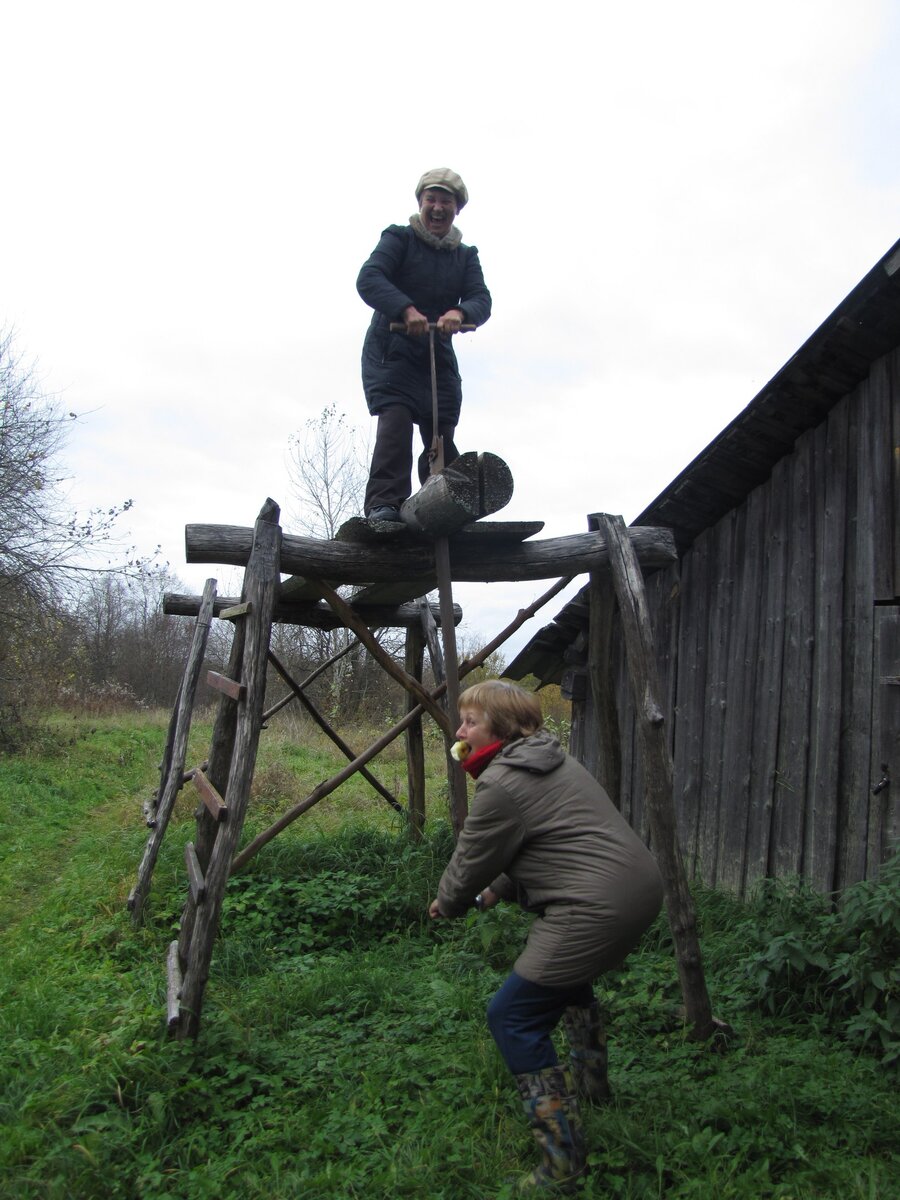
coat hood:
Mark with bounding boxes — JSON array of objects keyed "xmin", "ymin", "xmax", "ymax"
[{"xmin": 494, "ymin": 729, "xmax": 566, "ymax": 775}]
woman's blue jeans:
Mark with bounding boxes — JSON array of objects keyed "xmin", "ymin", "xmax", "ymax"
[{"xmin": 486, "ymin": 971, "xmax": 594, "ymax": 1074}]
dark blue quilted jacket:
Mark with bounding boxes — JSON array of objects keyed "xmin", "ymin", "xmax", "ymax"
[{"xmin": 357, "ymin": 223, "xmax": 492, "ymax": 425}]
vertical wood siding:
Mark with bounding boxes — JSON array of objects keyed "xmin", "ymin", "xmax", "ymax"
[{"xmin": 600, "ymin": 346, "xmax": 900, "ymax": 895}]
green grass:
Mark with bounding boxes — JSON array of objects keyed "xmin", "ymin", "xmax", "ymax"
[{"xmin": 1, "ymin": 713, "xmax": 898, "ymax": 1199}]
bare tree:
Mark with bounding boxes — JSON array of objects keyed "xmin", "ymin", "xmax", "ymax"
[
  {"xmin": 69, "ymin": 567, "xmax": 199, "ymax": 707},
  {"xmin": 0, "ymin": 329, "xmax": 132, "ymax": 609},
  {"xmin": 287, "ymin": 403, "xmax": 367, "ymax": 540},
  {"xmin": 0, "ymin": 328, "xmax": 138, "ymax": 739},
  {"xmin": 282, "ymin": 405, "xmax": 410, "ymax": 721}
]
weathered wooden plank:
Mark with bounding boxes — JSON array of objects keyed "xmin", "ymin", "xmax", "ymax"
[
  {"xmin": 745, "ymin": 457, "xmax": 789, "ymax": 889},
  {"xmin": 192, "ymin": 769, "xmax": 228, "ymax": 823},
  {"xmin": 869, "ymin": 351, "xmax": 895, "ymax": 603},
  {"xmin": 806, "ymin": 409, "xmax": 847, "ymax": 892},
  {"xmin": 696, "ymin": 513, "xmax": 738, "ymax": 888},
  {"xmin": 185, "ymin": 523, "xmax": 678, "ymax": 584},
  {"xmin": 871, "ymin": 609, "xmax": 900, "ymax": 872},
  {"xmin": 892, "ymin": 348, "xmax": 900, "ymax": 599},
  {"xmin": 335, "ymin": 517, "xmax": 543, "ymax": 546},
  {"xmin": 771, "ymin": 427, "xmax": 816, "ymax": 880},
  {"xmin": 715, "ymin": 498, "xmax": 760, "ymax": 895},
  {"xmin": 837, "ymin": 378, "xmax": 877, "ymax": 889},
  {"xmin": 206, "ymin": 671, "xmax": 245, "ymax": 701},
  {"xmin": 671, "ymin": 531, "xmax": 711, "ymax": 878},
  {"xmin": 218, "ymin": 602, "xmax": 252, "ymax": 620}
]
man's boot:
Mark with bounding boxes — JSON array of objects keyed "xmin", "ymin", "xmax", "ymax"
[
  {"xmin": 514, "ymin": 1065, "xmax": 587, "ymax": 1193},
  {"xmin": 561, "ymin": 1001, "xmax": 612, "ymax": 1105}
]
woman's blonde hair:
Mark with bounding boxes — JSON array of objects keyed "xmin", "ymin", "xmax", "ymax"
[{"xmin": 457, "ymin": 679, "xmax": 543, "ymax": 742}]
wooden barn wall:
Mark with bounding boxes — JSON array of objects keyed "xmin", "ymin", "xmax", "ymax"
[{"xmin": 592, "ymin": 345, "xmax": 900, "ymax": 896}]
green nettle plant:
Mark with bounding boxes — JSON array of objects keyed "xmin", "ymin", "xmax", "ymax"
[{"xmin": 743, "ymin": 851, "xmax": 900, "ymax": 1064}]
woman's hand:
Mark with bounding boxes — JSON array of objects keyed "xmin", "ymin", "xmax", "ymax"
[
  {"xmin": 403, "ymin": 305, "xmax": 429, "ymax": 335},
  {"xmin": 436, "ymin": 308, "xmax": 464, "ymax": 335},
  {"xmin": 428, "ymin": 898, "xmax": 444, "ymax": 919},
  {"xmin": 479, "ymin": 886, "xmax": 500, "ymax": 910}
]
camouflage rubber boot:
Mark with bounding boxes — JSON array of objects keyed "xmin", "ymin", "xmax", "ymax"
[
  {"xmin": 561, "ymin": 1001, "xmax": 612, "ymax": 1105},
  {"xmin": 514, "ymin": 1065, "xmax": 587, "ymax": 1193}
]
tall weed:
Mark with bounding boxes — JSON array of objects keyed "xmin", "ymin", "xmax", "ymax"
[{"xmin": 743, "ymin": 852, "xmax": 900, "ymax": 1063}]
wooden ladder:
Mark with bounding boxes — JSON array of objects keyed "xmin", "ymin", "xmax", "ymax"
[
  {"xmin": 128, "ymin": 577, "xmax": 217, "ymax": 925},
  {"xmin": 166, "ymin": 500, "xmax": 282, "ymax": 1038}
]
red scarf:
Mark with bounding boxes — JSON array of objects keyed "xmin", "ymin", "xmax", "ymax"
[{"xmin": 462, "ymin": 739, "xmax": 505, "ymax": 778}]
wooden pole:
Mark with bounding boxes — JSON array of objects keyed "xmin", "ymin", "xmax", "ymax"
[
  {"xmin": 594, "ymin": 513, "xmax": 715, "ymax": 1040},
  {"xmin": 405, "ymin": 624, "xmax": 426, "ymax": 841},
  {"xmin": 588, "ymin": 573, "xmax": 622, "ymax": 804},
  {"xmin": 418, "ymin": 596, "xmax": 469, "ymax": 836},
  {"xmin": 177, "ymin": 500, "xmax": 282, "ymax": 1039}
]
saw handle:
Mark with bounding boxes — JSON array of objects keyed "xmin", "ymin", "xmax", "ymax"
[{"xmin": 389, "ymin": 321, "xmax": 477, "ymax": 333}]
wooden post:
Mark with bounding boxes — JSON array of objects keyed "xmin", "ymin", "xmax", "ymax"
[
  {"xmin": 594, "ymin": 513, "xmax": 715, "ymax": 1040},
  {"xmin": 405, "ymin": 623, "xmax": 426, "ymax": 841},
  {"xmin": 588, "ymin": 573, "xmax": 622, "ymax": 804},
  {"xmin": 177, "ymin": 500, "xmax": 282, "ymax": 1039},
  {"xmin": 418, "ymin": 597, "xmax": 468, "ymax": 836}
]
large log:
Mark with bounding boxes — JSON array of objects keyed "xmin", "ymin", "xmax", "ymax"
[
  {"xmin": 184, "ymin": 525, "xmax": 677, "ymax": 584},
  {"xmin": 400, "ymin": 451, "xmax": 513, "ymax": 534},
  {"xmin": 163, "ymin": 593, "xmax": 462, "ymax": 628}
]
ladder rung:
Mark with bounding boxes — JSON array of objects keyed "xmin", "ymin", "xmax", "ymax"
[
  {"xmin": 192, "ymin": 769, "xmax": 228, "ymax": 822},
  {"xmin": 185, "ymin": 842, "xmax": 206, "ymax": 903},
  {"xmin": 219, "ymin": 601, "xmax": 252, "ymax": 620},
  {"xmin": 166, "ymin": 940, "xmax": 183, "ymax": 1030},
  {"xmin": 206, "ymin": 671, "xmax": 245, "ymax": 701}
]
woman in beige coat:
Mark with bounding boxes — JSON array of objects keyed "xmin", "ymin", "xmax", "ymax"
[{"xmin": 429, "ymin": 680, "xmax": 664, "ymax": 1193}]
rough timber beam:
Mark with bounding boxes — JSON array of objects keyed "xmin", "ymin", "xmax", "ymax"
[
  {"xmin": 184, "ymin": 525, "xmax": 677, "ymax": 584},
  {"xmin": 163, "ymin": 594, "xmax": 462, "ymax": 629}
]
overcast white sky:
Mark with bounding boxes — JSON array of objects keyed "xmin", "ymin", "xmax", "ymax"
[{"xmin": 3, "ymin": 0, "xmax": 899, "ymax": 662}]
